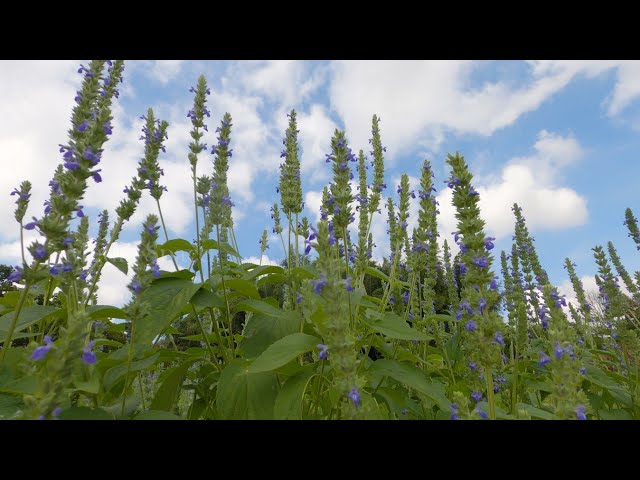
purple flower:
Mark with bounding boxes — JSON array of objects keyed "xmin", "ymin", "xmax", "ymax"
[
  {"xmin": 450, "ymin": 403, "xmax": 459, "ymax": 420},
  {"xmin": 92, "ymin": 170, "xmax": 102, "ymax": 183},
  {"xmin": 494, "ymin": 331, "xmax": 504, "ymax": 346},
  {"xmin": 469, "ymin": 362, "xmax": 477, "ymax": 371},
  {"xmin": 33, "ymin": 243, "xmax": 47, "ymax": 260},
  {"xmin": 77, "ymin": 120, "xmax": 89, "ymax": 132},
  {"xmin": 477, "ymin": 408, "xmax": 489, "ymax": 419},
  {"xmin": 24, "ymin": 217, "xmax": 39, "ymax": 230},
  {"xmin": 150, "ymin": 262, "xmax": 161, "ymax": 278},
  {"xmin": 52, "ymin": 407, "xmax": 62, "ymax": 417},
  {"xmin": 222, "ymin": 196, "xmax": 235, "ymax": 207},
  {"xmin": 317, "ymin": 344, "xmax": 329, "ymax": 360},
  {"xmin": 579, "ymin": 367, "xmax": 587, "ymax": 375},
  {"xmin": 31, "ymin": 335, "xmax": 54, "ymax": 360},
  {"xmin": 7, "ymin": 266, "xmax": 23, "ymax": 283},
  {"xmin": 344, "ymin": 277, "xmax": 354, "ymax": 293},
  {"xmin": 538, "ymin": 352, "xmax": 551, "ymax": 367},
  {"xmin": 478, "ymin": 297, "xmax": 487, "ymax": 313},
  {"xmin": 402, "ymin": 291, "xmax": 410, "ymax": 305},
  {"xmin": 296, "ymin": 292, "xmax": 303, "ymax": 304},
  {"xmin": 63, "ymin": 236, "xmax": 73, "ymax": 247},
  {"xmin": 76, "ymin": 206, "xmax": 85, "ymax": 218},
  {"xmin": 82, "ymin": 341, "xmax": 97, "ymax": 365},
  {"xmin": 311, "ymin": 274, "xmax": 328, "ymax": 294},
  {"xmin": 129, "ymin": 278, "xmax": 141, "ymax": 294},
  {"xmin": 471, "ymin": 392, "xmax": 482, "ymax": 402},
  {"xmin": 472, "ymin": 256, "xmax": 488, "ymax": 268},
  {"xmin": 484, "ymin": 237, "xmax": 495, "ymax": 250},
  {"xmin": 468, "ymin": 186, "xmax": 479, "ymax": 196},
  {"xmin": 465, "ymin": 320, "xmax": 477, "ymax": 332},
  {"xmin": 553, "ymin": 342, "xmax": 564, "ymax": 360},
  {"xmin": 50, "ymin": 265, "xmax": 61, "ymax": 275},
  {"xmin": 348, "ymin": 387, "xmax": 361, "ymax": 408},
  {"xmin": 104, "ymin": 122, "xmax": 113, "ymax": 135},
  {"xmin": 575, "ymin": 405, "xmax": 587, "ymax": 420},
  {"xmin": 490, "ymin": 277, "xmax": 498, "ymax": 290}
]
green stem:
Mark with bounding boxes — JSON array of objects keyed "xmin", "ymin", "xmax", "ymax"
[
  {"xmin": 84, "ymin": 219, "xmax": 124, "ymax": 308},
  {"xmin": 216, "ymin": 224, "xmax": 235, "ymax": 356},
  {"xmin": 138, "ymin": 372, "xmax": 147, "ymax": 411},
  {"xmin": 157, "ymin": 199, "xmax": 180, "ymax": 272},
  {"xmin": 0, "ymin": 282, "xmax": 32, "ymax": 362},
  {"xmin": 485, "ymin": 368, "xmax": 497, "ymax": 420}
]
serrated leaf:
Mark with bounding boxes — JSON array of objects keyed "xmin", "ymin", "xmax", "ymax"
[
  {"xmin": 249, "ymin": 333, "xmax": 320, "ymax": 373},
  {"xmin": 106, "ymin": 257, "xmax": 128, "ymax": 275},
  {"xmin": 216, "ymin": 360, "xmax": 278, "ymax": 419},
  {"xmin": 0, "ymin": 305, "xmax": 63, "ymax": 343},
  {"xmin": 274, "ymin": 367, "xmax": 315, "ymax": 420},
  {"xmin": 363, "ymin": 311, "xmax": 429, "ymax": 341}
]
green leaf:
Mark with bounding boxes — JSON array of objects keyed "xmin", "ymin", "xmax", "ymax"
[
  {"xmin": 515, "ymin": 403, "xmax": 555, "ymax": 420},
  {"xmin": 157, "ymin": 238, "xmax": 195, "ymax": 256},
  {"xmin": 216, "ymin": 360, "xmax": 278, "ymax": 419},
  {"xmin": 74, "ymin": 378, "xmax": 100, "ymax": 395},
  {"xmin": 243, "ymin": 265, "xmax": 285, "ymax": 281},
  {"xmin": 103, "ymin": 353, "xmax": 161, "ymax": 389},
  {"xmin": 159, "ymin": 269, "xmax": 195, "ymax": 280},
  {"xmin": 189, "ymin": 288, "xmax": 224, "ymax": 309},
  {"xmin": 239, "ymin": 313, "xmax": 302, "ymax": 358},
  {"xmin": 134, "ymin": 278, "xmax": 202, "ymax": 347},
  {"xmin": 58, "ymin": 407, "xmax": 113, "ymax": 420},
  {"xmin": 274, "ymin": 367, "xmax": 316, "ymax": 420},
  {"xmin": 134, "ymin": 410, "xmax": 183, "ymax": 420},
  {"xmin": 248, "ymin": 333, "xmax": 320, "ymax": 373},
  {"xmin": 0, "ymin": 376, "xmax": 38, "ymax": 395},
  {"xmin": 223, "ymin": 279, "xmax": 260, "ymax": 300},
  {"xmin": 106, "ymin": 257, "xmax": 128, "ymax": 275},
  {"xmin": 86, "ymin": 305, "xmax": 128, "ymax": 320},
  {"xmin": 201, "ymin": 239, "xmax": 240, "ymax": 258},
  {"xmin": 150, "ymin": 358, "xmax": 199, "ymax": 411},
  {"xmin": 597, "ymin": 408, "xmax": 633, "ymax": 420},
  {"xmin": 585, "ymin": 366, "xmax": 632, "ymax": 407},
  {"xmin": 362, "ymin": 311, "xmax": 429, "ymax": 341},
  {"xmin": 367, "ymin": 359, "xmax": 450, "ymax": 411},
  {"xmin": 364, "ymin": 266, "xmax": 390, "ymax": 284},
  {"xmin": 234, "ymin": 298, "xmax": 289, "ymax": 318},
  {"xmin": 0, "ymin": 305, "xmax": 63, "ymax": 343}
]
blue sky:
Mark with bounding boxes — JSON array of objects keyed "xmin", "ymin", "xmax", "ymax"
[{"xmin": 1, "ymin": 60, "xmax": 639, "ymax": 307}]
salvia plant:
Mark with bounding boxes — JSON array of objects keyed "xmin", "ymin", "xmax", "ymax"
[{"xmin": 1, "ymin": 60, "xmax": 639, "ymax": 420}]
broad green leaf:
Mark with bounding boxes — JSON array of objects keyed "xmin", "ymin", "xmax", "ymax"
[
  {"xmin": 367, "ymin": 359, "xmax": 450, "ymax": 411},
  {"xmin": 86, "ymin": 305, "xmax": 128, "ymax": 320},
  {"xmin": 598, "ymin": 408, "xmax": 633, "ymax": 420},
  {"xmin": 274, "ymin": 367, "xmax": 315, "ymax": 420},
  {"xmin": 249, "ymin": 333, "xmax": 320, "ymax": 373},
  {"xmin": 134, "ymin": 278, "xmax": 202, "ymax": 346},
  {"xmin": 58, "ymin": 407, "xmax": 113, "ymax": 420},
  {"xmin": 243, "ymin": 265, "xmax": 285, "ymax": 281},
  {"xmin": 0, "ymin": 305, "xmax": 63, "ymax": 343},
  {"xmin": 515, "ymin": 403, "xmax": 555, "ymax": 420},
  {"xmin": 0, "ymin": 376, "xmax": 38, "ymax": 395},
  {"xmin": 0, "ymin": 394, "xmax": 22, "ymax": 419},
  {"xmin": 157, "ymin": 238, "xmax": 194, "ymax": 256},
  {"xmin": 223, "ymin": 279, "xmax": 260, "ymax": 300},
  {"xmin": 134, "ymin": 410, "xmax": 183, "ymax": 420},
  {"xmin": 159, "ymin": 269, "xmax": 195, "ymax": 280},
  {"xmin": 103, "ymin": 353, "xmax": 161, "ymax": 389},
  {"xmin": 235, "ymin": 298, "xmax": 290, "ymax": 318},
  {"xmin": 190, "ymin": 288, "xmax": 224, "ymax": 309},
  {"xmin": 106, "ymin": 257, "xmax": 128, "ymax": 275},
  {"xmin": 363, "ymin": 311, "xmax": 429, "ymax": 341},
  {"xmin": 216, "ymin": 360, "xmax": 278, "ymax": 419},
  {"xmin": 239, "ymin": 313, "xmax": 302, "ymax": 358},
  {"xmin": 74, "ymin": 378, "xmax": 100, "ymax": 395},
  {"xmin": 365, "ymin": 266, "xmax": 390, "ymax": 284},
  {"xmin": 201, "ymin": 239, "xmax": 240, "ymax": 258},
  {"xmin": 585, "ymin": 366, "xmax": 632, "ymax": 407},
  {"xmin": 150, "ymin": 358, "xmax": 199, "ymax": 411}
]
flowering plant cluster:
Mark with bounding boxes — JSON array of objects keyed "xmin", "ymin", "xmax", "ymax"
[{"xmin": 0, "ymin": 61, "xmax": 638, "ymax": 421}]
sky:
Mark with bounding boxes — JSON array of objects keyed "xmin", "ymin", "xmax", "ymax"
[{"xmin": 1, "ymin": 60, "xmax": 640, "ymax": 309}]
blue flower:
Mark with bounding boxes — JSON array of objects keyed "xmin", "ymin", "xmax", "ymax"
[
  {"xmin": 317, "ymin": 344, "xmax": 328, "ymax": 360},
  {"xmin": 553, "ymin": 342, "xmax": 564, "ymax": 360},
  {"xmin": 484, "ymin": 237, "xmax": 495, "ymax": 250},
  {"xmin": 348, "ymin": 387, "xmax": 361, "ymax": 408},
  {"xmin": 471, "ymin": 392, "xmax": 482, "ymax": 402},
  {"xmin": 82, "ymin": 341, "xmax": 97, "ymax": 365},
  {"xmin": 490, "ymin": 277, "xmax": 498, "ymax": 290},
  {"xmin": 77, "ymin": 120, "xmax": 89, "ymax": 132},
  {"xmin": 296, "ymin": 292, "xmax": 303, "ymax": 304},
  {"xmin": 450, "ymin": 403, "xmax": 459, "ymax": 420},
  {"xmin": 579, "ymin": 367, "xmax": 587, "ymax": 375},
  {"xmin": 31, "ymin": 335, "xmax": 54, "ymax": 360},
  {"xmin": 150, "ymin": 263, "xmax": 161, "ymax": 278},
  {"xmin": 104, "ymin": 121, "xmax": 113, "ymax": 135},
  {"xmin": 472, "ymin": 256, "xmax": 488, "ymax": 268},
  {"xmin": 476, "ymin": 407, "xmax": 489, "ymax": 419},
  {"xmin": 575, "ymin": 405, "xmax": 587, "ymax": 420},
  {"xmin": 92, "ymin": 169, "xmax": 102, "ymax": 183},
  {"xmin": 468, "ymin": 186, "xmax": 479, "ymax": 196},
  {"xmin": 465, "ymin": 320, "xmax": 477, "ymax": 331},
  {"xmin": 33, "ymin": 243, "xmax": 47, "ymax": 260},
  {"xmin": 344, "ymin": 277, "xmax": 354, "ymax": 293},
  {"xmin": 24, "ymin": 217, "xmax": 39, "ymax": 230},
  {"xmin": 129, "ymin": 278, "xmax": 141, "ymax": 294},
  {"xmin": 494, "ymin": 331, "xmax": 504, "ymax": 346},
  {"xmin": 478, "ymin": 297, "xmax": 487, "ymax": 313},
  {"xmin": 7, "ymin": 266, "xmax": 23, "ymax": 283},
  {"xmin": 402, "ymin": 291, "xmax": 410, "ymax": 304},
  {"xmin": 469, "ymin": 362, "xmax": 477, "ymax": 371},
  {"xmin": 538, "ymin": 352, "xmax": 551, "ymax": 367},
  {"xmin": 222, "ymin": 196, "xmax": 235, "ymax": 207},
  {"xmin": 311, "ymin": 274, "xmax": 328, "ymax": 294}
]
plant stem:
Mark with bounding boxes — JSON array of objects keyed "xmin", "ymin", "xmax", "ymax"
[
  {"xmin": 0, "ymin": 282, "xmax": 32, "ymax": 362},
  {"xmin": 485, "ymin": 368, "xmax": 497, "ymax": 420},
  {"xmin": 216, "ymin": 224, "xmax": 235, "ymax": 357},
  {"xmin": 157, "ymin": 199, "xmax": 180, "ymax": 272}
]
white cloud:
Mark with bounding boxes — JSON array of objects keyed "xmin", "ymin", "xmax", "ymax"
[
  {"xmin": 244, "ymin": 255, "xmax": 279, "ymax": 266},
  {"xmin": 328, "ymin": 60, "xmax": 640, "ymax": 156},
  {"xmin": 435, "ymin": 130, "xmax": 588, "ymax": 245},
  {"xmin": 145, "ymin": 60, "xmax": 185, "ymax": 84}
]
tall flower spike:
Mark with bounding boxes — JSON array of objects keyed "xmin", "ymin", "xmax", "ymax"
[
  {"xmin": 279, "ymin": 110, "xmax": 303, "ymax": 215},
  {"xmin": 356, "ymin": 149, "xmax": 370, "ymax": 272},
  {"xmin": 327, "ymin": 130, "xmax": 354, "ymax": 238},
  {"xmin": 11, "ymin": 180, "xmax": 32, "ymax": 224},
  {"xmin": 607, "ymin": 240, "xmax": 639, "ymax": 298},
  {"xmin": 209, "ymin": 113, "xmax": 234, "ymax": 229},
  {"xmin": 137, "ymin": 109, "xmax": 169, "ymax": 201},
  {"xmin": 367, "ymin": 114, "xmax": 386, "ymax": 216},
  {"xmin": 624, "ymin": 207, "xmax": 640, "ymax": 250}
]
